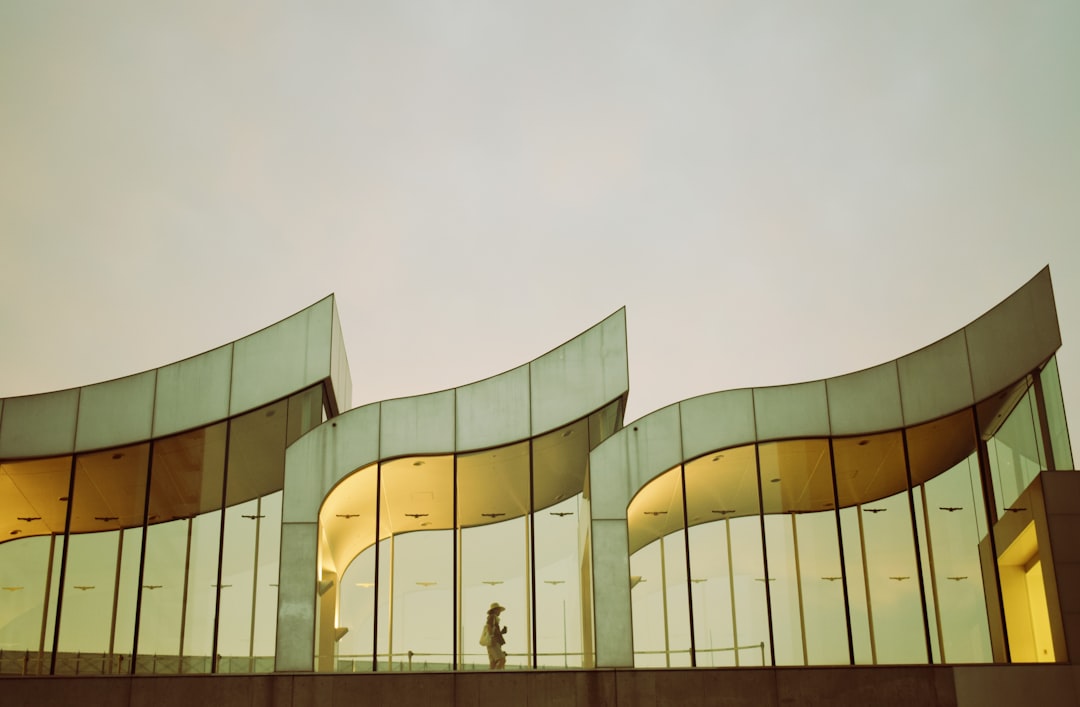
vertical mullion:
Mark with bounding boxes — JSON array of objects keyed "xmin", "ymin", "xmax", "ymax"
[
  {"xmin": 753, "ymin": 444, "xmax": 775, "ymax": 666},
  {"xmin": 973, "ymin": 410, "xmax": 1011, "ymax": 662},
  {"xmin": 211, "ymin": 419, "xmax": 232, "ymax": 673},
  {"xmin": 827, "ymin": 439, "xmax": 855, "ymax": 665},
  {"xmin": 900, "ymin": 429, "xmax": 934, "ymax": 663},
  {"xmin": 130, "ymin": 441, "xmax": 154, "ymax": 674},
  {"xmin": 371, "ymin": 462, "xmax": 382, "ymax": 672},
  {"xmin": 679, "ymin": 464, "xmax": 696, "ymax": 667},
  {"xmin": 529, "ymin": 438, "xmax": 537, "ymax": 670},
  {"xmin": 49, "ymin": 455, "xmax": 78, "ymax": 674}
]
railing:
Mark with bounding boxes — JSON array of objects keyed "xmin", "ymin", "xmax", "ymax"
[
  {"xmin": 634, "ymin": 643, "xmax": 767, "ymax": 666},
  {"xmin": 332, "ymin": 650, "xmax": 587, "ymax": 673},
  {"xmin": 0, "ymin": 650, "xmax": 276, "ymax": 676}
]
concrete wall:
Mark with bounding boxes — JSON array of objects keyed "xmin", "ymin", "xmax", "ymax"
[{"xmin": 5, "ymin": 664, "xmax": 1079, "ymax": 707}]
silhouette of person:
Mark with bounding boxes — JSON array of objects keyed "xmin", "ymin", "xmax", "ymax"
[{"xmin": 486, "ymin": 602, "xmax": 507, "ymax": 669}]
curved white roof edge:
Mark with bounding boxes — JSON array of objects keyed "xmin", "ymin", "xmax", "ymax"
[{"xmin": 0, "ymin": 294, "xmax": 352, "ymax": 459}]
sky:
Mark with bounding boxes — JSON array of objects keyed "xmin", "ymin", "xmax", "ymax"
[{"xmin": 1, "ymin": 2, "xmax": 1079, "ymax": 446}]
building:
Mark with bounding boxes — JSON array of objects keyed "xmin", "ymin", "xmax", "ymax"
[{"xmin": 2, "ymin": 267, "xmax": 1079, "ymax": 706}]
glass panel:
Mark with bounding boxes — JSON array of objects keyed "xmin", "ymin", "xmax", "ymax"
[
  {"xmin": 986, "ymin": 387, "xmax": 1044, "ymax": 518},
  {"xmin": 252, "ymin": 491, "xmax": 281, "ymax": 672},
  {"xmin": 141, "ymin": 422, "xmax": 227, "ymax": 674},
  {"xmin": 219, "ymin": 400, "xmax": 289, "ymax": 673},
  {"xmin": 684, "ymin": 445, "xmax": 768, "ymax": 667},
  {"xmin": 533, "ymin": 419, "xmax": 589, "ymax": 670},
  {"xmin": 906, "ymin": 409, "xmax": 994, "ymax": 664},
  {"xmin": 458, "ymin": 441, "xmax": 530, "ymax": 670},
  {"xmin": 1040, "ymin": 357, "xmax": 1073, "ymax": 470},
  {"xmin": 834, "ymin": 432, "xmax": 926, "ymax": 664},
  {"xmin": 338, "ymin": 545, "xmax": 377, "ymax": 672},
  {"xmin": 217, "ymin": 499, "xmax": 258, "ymax": 672},
  {"xmin": 758, "ymin": 439, "xmax": 847, "ymax": 666},
  {"xmin": 0, "ymin": 455, "xmax": 71, "ymax": 674},
  {"xmin": 56, "ymin": 444, "xmax": 149, "ymax": 674},
  {"xmin": 322, "ymin": 463, "xmax": 378, "ymax": 672},
  {"xmin": 287, "ymin": 385, "xmax": 325, "ymax": 447},
  {"xmin": 0, "ymin": 535, "xmax": 53, "ymax": 674},
  {"xmin": 628, "ymin": 466, "xmax": 690, "ymax": 667},
  {"xmin": 377, "ymin": 455, "xmax": 454, "ymax": 672},
  {"xmin": 534, "ymin": 495, "xmax": 583, "ymax": 668}
]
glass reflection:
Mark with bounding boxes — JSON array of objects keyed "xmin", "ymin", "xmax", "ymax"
[
  {"xmin": 758, "ymin": 439, "xmax": 847, "ymax": 666},
  {"xmin": 56, "ymin": 444, "xmax": 149, "ymax": 674},
  {"xmin": 141, "ymin": 422, "xmax": 226, "ymax": 673},
  {"xmin": 378, "ymin": 455, "xmax": 454, "ymax": 671},
  {"xmin": 628, "ymin": 467, "xmax": 690, "ymax": 667},
  {"xmin": 986, "ymin": 387, "xmax": 1045, "ymax": 518},
  {"xmin": 1040, "ymin": 357, "xmax": 1073, "ymax": 470},
  {"xmin": 458, "ymin": 443, "xmax": 529, "ymax": 670},
  {"xmin": 533, "ymin": 496, "xmax": 583, "ymax": 668},
  {"xmin": 683, "ymin": 445, "xmax": 767, "ymax": 667}
]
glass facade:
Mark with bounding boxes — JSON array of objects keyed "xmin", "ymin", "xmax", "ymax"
[
  {"xmin": 627, "ymin": 373, "xmax": 1072, "ymax": 668},
  {"xmin": 327, "ymin": 403, "xmax": 619, "ymax": 672},
  {"xmin": 0, "ymin": 386, "xmax": 324, "ymax": 675}
]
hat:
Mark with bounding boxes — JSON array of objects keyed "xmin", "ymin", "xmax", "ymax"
[{"xmin": 489, "ymin": 602, "xmax": 505, "ymax": 612}]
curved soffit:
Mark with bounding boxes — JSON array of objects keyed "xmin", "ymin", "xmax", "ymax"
[
  {"xmin": 298, "ymin": 309, "xmax": 630, "ymax": 577},
  {"xmin": 595, "ymin": 268, "xmax": 1061, "ymax": 540}
]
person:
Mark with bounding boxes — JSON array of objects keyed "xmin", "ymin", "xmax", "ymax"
[{"xmin": 486, "ymin": 602, "xmax": 508, "ymax": 669}]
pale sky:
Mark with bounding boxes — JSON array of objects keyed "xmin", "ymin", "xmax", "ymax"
[{"xmin": 1, "ymin": 2, "xmax": 1078, "ymax": 447}]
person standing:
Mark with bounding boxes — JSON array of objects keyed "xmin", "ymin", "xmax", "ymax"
[{"xmin": 486, "ymin": 602, "xmax": 508, "ymax": 669}]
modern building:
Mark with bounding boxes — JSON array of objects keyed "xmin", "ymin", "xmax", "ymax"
[{"xmin": 2, "ymin": 267, "xmax": 1080, "ymax": 706}]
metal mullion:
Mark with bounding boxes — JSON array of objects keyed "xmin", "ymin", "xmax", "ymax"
[
  {"xmin": 529, "ymin": 438, "xmax": 537, "ymax": 670},
  {"xmin": 900, "ymin": 429, "xmax": 935, "ymax": 664},
  {"xmin": 371, "ymin": 462, "xmax": 383, "ymax": 672},
  {"xmin": 791, "ymin": 512, "xmax": 807, "ymax": 666},
  {"xmin": 1032, "ymin": 372, "xmax": 1057, "ymax": 471},
  {"xmin": 452, "ymin": 454, "xmax": 459, "ymax": 670},
  {"xmin": 919, "ymin": 485, "xmax": 946, "ymax": 662},
  {"xmin": 972, "ymin": 409, "xmax": 1011, "ymax": 662},
  {"xmin": 753, "ymin": 443, "xmax": 776, "ymax": 666},
  {"xmin": 211, "ymin": 418, "xmax": 232, "ymax": 673},
  {"xmin": 129, "ymin": 441, "xmax": 155, "ymax": 674},
  {"xmin": 826, "ymin": 439, "xmax": 855, "ymax": 665},
  {"xmin": 49, "ymin": 455, "xmax": 78, "ymax": 674},
  {"xmin": 38, "ymin": 534, "xmax": 57, "ymax": 672},
  {"xmin": 107, "ymin": 530, "xmax": 124, "ymax": 666},
  {"xmin": 679, "ymin": 464, "xmax": 696, "ymax": 667}
]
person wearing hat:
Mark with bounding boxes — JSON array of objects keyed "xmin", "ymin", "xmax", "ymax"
[{"xmin": 485, "ymin": 602, "xmax": 508, "ymax": 669}]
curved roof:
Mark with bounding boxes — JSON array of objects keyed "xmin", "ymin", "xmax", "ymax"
[
  {"xmin": 281, "ymin": 308, "xmax": 629, "ymax": 573},
  {"xmin": 0, "ymin": 295, "xmax": 351, "ymax": 460},
  {"xmin": 590, "ymin": 267, "xmax": 1061, "ymax": 525}
]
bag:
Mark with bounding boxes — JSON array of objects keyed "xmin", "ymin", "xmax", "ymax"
[{"xmin": 479, "ymin": 623, "xmax": 491, "ymax": 647}]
